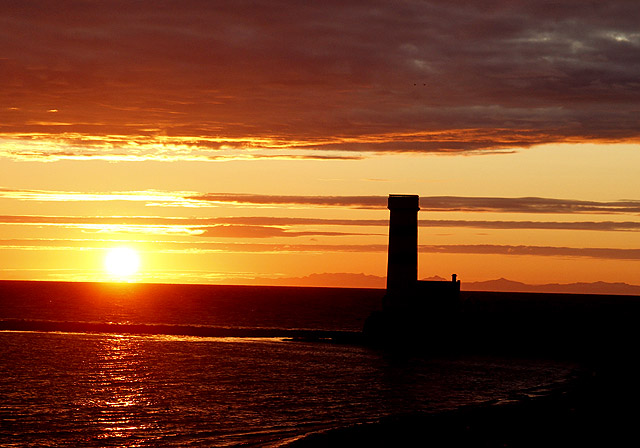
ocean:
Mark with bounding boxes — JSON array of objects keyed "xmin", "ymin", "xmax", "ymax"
[{"xmin": 0, "ymin": 281, "xmax": 580, "ymax": 447}]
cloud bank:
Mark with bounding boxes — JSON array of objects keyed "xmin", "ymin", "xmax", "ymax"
[
  {"xmin": 3, "ymin": 189, "xmax": 640, "ymax": 215},
  {"xmin": 4, "ymin": 214, "xmax": 640, "ymax": 232},
  {"xmin": 189, "ymin": 193, "xmax": 640, "ymax": 214},
  {"xmin": 2, "ymin": 238, "xmax": 639, "ymax": 261},
  {"xmin": 2, "ymin": 0, "xmax": 639, "ymax": 159}
]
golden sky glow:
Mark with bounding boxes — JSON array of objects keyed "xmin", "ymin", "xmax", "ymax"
[{"xmin": 1, "ymin": 2, "xmax": 640, "ymax": 289}]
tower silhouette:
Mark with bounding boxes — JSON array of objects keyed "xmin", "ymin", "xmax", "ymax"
[
  {"xmin": 386, "ymin": 194, "xmax": 420, "ymax": 292},
  {"xmin": 364, "ymin": 194, "xmax": 460, "ymax": 343}
]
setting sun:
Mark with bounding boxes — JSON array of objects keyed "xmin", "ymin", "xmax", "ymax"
[{"xmin": 104, "ymin": 248, "xmax": 141, "ymax": 279}]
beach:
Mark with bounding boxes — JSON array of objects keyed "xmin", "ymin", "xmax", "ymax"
[{"xmin": 290, "ymin": 361, "xmax": 637, "ymax": 447}]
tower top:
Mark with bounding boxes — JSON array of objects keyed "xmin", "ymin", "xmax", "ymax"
[{"xmin": 388, "ymin": 194, "xmax": 420, "ymax": 211}]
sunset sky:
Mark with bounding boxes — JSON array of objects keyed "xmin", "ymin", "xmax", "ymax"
[{"xmin": 1, "ymin": 1, "xmax": 639, "ymax": 288}]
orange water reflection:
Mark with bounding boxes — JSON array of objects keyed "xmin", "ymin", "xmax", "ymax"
[{"xmin": 80, "ymin": 335, "xmax": 157, "ymax": 445}]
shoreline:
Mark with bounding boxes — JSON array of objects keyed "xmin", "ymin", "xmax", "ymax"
[
  {"xmin": 286, "ymin": 364, "xmax": 636, "ymax": 447},
  {"xmin": 0, "ymin": 318, "xmax": 364, "ymax": 342}
]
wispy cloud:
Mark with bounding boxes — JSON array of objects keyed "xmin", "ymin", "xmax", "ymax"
[
  {"xmin": 2, "ymin": 1, "xmax": 639, "ymax": 159},
  {"xmin": 0, "ymin": 135, "xmax": 363, "ymax": 162},
  {"xmin": 0, "ymin": 187, "xmax": 186, "ymax": 203},
  {"xmin": 419, "ymin": 197, "xmax": 640, "ymax": 214},
  {"xmin": 3, "ymin": 190, "xmax": 640, "ymax": 215},
  {"xmin": 188, "ymin": 193, "xmax": 640, "ymax": 214},
  {"xmin": 2, "ymin": 238, "xmax": 639, "ymax": 261},
  {"xmin": 198, "ymin": 225, "xmax": 368, "ymax": 238},
  {"xmin": 4, "ymin": 214, "xmax": 640, "ymax": 234},
  {"xmin": 420, "ymin": 219, "xmax": 640, "ymax": 232},
  {"xmin": 421, "ymin": 244, "xmax": 640, "ymax": 261},
  {"xmin": 0, "ymin": 215, "xmax": 370, "ymax": 238},
  {"xmin": 187, "ymin": 193, "xmax": 387, "ymax": 209},
  {"xmin": 0, "ymin": 188, "xmax": 203, "ymax": 207}
]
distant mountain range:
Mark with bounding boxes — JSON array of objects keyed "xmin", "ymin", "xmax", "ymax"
[
  {"xmin": 462, "ymin": 277, "xmax": 640, "ymax": 296},
  {"xmin": 258, "ymin": 273, "xmax": 640, "ymax": 295}
]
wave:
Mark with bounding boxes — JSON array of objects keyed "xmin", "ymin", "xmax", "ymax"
[
  {"xmin": 279, "ymin": 371, "xmax": 594, "ymax": 448},
  {"xmin": 0, "ymin": 318, "xmax": 364, "ymax": 343}
]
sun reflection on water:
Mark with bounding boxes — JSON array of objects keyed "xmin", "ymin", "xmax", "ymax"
[{"xmin": 79, "ymin": 335, "xmax": 157, "ymax": 444}]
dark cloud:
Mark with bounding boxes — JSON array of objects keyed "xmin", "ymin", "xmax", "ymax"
[
  {"xmin": 0, "ymin": 215, "xmax": 187, "ymax": 225},
  {"xmin": 3, "ymin": 189, "xmax": 640, "ymax": 215},
  {"xmin": 421, "ymin": 244, "xmax": 640, "ymax": 260},
  {"xmin": 1, "ymin": 0, "xmax": 639, "ymax": 155},
  {"xmin": 420, "ymin": 220, "xmax": 640, "ymax": 232},
  {"xmin": 188, "ymin": 193, "xmax": 387, "ymax": 209},
  {"xmin": 419, "ymin": 197, "xmax": 640, "ymax": 214},
  {"xmin": 197, "ymin": 225, "xmax": 367, "ymax": 238},
  {"xmin": 190, "ymin": 193, "xmax": 640, "ymax": 214},
  {"xmin": 220, "ymin": 217, "xmax": 640, "ymax": 231},
  {"xmin": 199, "ymin": 216, "xmax": 385, "ymax": 227},
  {"xmin": 3, "ymin": 214, "xmax": 640, "ymax": 232},
  {"xmin": 3, "ymin": 237, "xmax": 639, "ymax": 260}
]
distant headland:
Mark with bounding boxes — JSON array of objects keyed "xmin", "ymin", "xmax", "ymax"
[{"xmin": 260, "ymin": 273, "xmax": 640, "ymax": 296}]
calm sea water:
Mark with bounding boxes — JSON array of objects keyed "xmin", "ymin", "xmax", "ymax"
[{"xmin": 0, "ymin": 281, "xmax": 578, "ymax": 447}]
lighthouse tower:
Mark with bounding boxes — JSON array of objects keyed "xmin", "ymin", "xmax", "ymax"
[
  {"xmin": 364, "ymin": 194, "xmax": 460, "ymax": 343},
  {"xmin": 381, "ymin": 194, "xmax": 460, "ymax": 314},
  {"xmin": 386, "ymin": 194, "xmax": 420, "ymax": 292}
]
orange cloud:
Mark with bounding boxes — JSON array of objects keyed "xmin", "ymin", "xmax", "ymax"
[
  {"xmin": 188, "ymin": 193, "xmax": 640, "ymax": 214},
  {"xmin": 198, "ymin": 225, "xmax": 369, "ymax": 238},
  {"xmin": 3, "ymin": 190, "xmax": 640, "ymax": 215},
  {"xmin": 4, "ymin": 214, "xmax": 640, "ymax": 234},
  {"xmin": 3, "ymin": 238, "xmax": 640, "ymax": 260},
  {"xmin": 2, "ymin": 1, "xmax": 640, "ymax": 159}
]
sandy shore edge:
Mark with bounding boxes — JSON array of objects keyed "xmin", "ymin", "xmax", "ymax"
[{"xmin": 286, "ymin": 364, "xmax": 636, "ymax": 448}]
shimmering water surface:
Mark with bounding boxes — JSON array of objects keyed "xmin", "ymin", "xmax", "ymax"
[{"xmin": 0, "ymin": 282, "xmax": 577, "ymax": 446}]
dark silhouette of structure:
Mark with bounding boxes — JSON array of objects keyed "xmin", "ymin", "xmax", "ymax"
[
  {"xmin": 364, "ymin": 195, "xmax": 640, "ymax": 359},
  {"xmin": 364, "ymin": 194, "xmax": 460, "ymax": 343},
  {"xmin": 382, "ymin": 194, "xmax": 460, "ymax": 312},
  {"xmin": 385, "ymin": 195, "xmax": 419, "ymax": 292}
]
